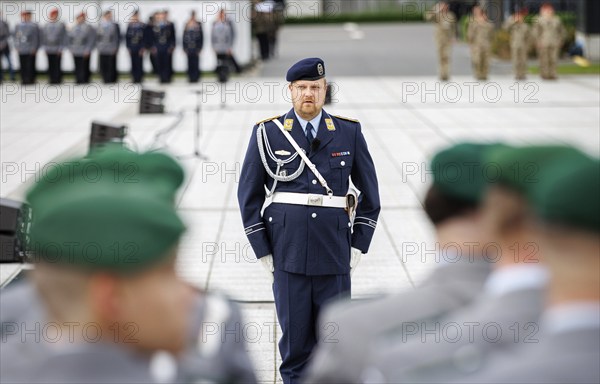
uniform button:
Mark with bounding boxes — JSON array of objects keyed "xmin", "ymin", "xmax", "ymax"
[
  {"xmin": 340, "ymin": 161, "xmax": 346, "ymax": 166},
  {"xmin": 312, "ymin": 179, "xmax": 317, "ymax": 185},
  {"xmin": 269, "ymin": 217, "xmax": 273, "ymax": 222},
  {"xmin": 348, "ymin": 222, "xmax": 352, "ymax": 227},
  {"xmin": 311, "ymin": 213, "xmax": 317, "ymax": 219}
]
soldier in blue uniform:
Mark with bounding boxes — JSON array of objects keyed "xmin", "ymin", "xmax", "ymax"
[
  {"xmin": 238, "ymin": 58, "xmax": 381, "ymax": 383},
  {"xmin": 14, "ymin": 10, "xmax": 40, "ymax": 85},
  {"xmin": 96, "ymin": 10, "xmax": 121, "ymax": 84},
  {"xmin": 42, "ymin": 8, "xmax": 67, "ymax": 84},
  {"xmin": 150, "ymin": 10, "xmax": 175, "ymax": 84},
  {"xmin": 125, "ymin": 9, "xmax": 147, "ymax": 83},
  {"xmin": 183, "ymin": 10, "xmax": 204, "ymax": 83}
]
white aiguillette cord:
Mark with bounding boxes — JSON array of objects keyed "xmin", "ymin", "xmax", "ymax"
[{"xmin": 271, "ymin": 119, "xmax": 333, "ymax": 197}]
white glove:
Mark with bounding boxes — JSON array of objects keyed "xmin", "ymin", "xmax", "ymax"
[
  {"xmin": 260, "ymin": 254, "xmax": 274, "ymax": 283},
  {"xmin": 350, "ymin": 247, "xmax": 362, "ymax": 276}
]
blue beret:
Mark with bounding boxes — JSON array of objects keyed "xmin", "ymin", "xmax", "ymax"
[{"xmin": 286, "ymin": 58, "xmax": 326, "ymax": 82}]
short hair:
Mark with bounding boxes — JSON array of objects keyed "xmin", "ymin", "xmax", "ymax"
[{"xmin": 423, "ymin": 185, "xmax": 478, "ymax": 225}]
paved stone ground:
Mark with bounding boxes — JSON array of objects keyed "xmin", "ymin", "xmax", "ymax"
[
  {"xmin": 2, "ymin": 73, "xmax": 598, "ymax": 382},
  {"xmin": 259, "ymin": 23, "xmax": 515, "ymax": 77},
  {"xmin": 2, "ymin": 21, "xmax": 599, "ymax": 384}
]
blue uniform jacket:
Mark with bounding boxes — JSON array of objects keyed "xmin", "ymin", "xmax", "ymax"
[
  {"xmin": 125, "ymin": 22, "xmax": 147, "ymax": 51},
  {"xmin": 238, "ymin": 108, "xmax": 380, "ymax": 276}
]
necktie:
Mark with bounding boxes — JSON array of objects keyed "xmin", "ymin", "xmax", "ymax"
[{"xmin": 306, "ymin": 122, "xmax": 315, "ymax": 145}]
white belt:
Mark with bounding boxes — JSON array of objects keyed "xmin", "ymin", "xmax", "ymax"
[{"xmin": 269, "ymin": 192, "xmax": 347, "ymax": 209}]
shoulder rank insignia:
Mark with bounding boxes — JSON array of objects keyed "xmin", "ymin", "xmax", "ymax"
[
  {"xmin": 325, "ymin": 118, "xmax": 335, "ymax": 131},
  {"xmin": 333, "ymin": 114, "xmax": 359, "ymax": 123},
  {"xmin": 283, "ymin": 119, "xmax": 294, "ymax": 131},
  {"xmin": 256, "ymin": 115, "xmax": 282, "ymax": 125}
]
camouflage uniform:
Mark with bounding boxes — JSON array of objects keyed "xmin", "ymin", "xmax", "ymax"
[
  {"xmin": 504, "ymin": 18, "xmax": 531, "ymax": 80},
  {"xmin": 534, "ymin": 14, "xmax": 565, "ymax": 79},
  {"xmin": 425, "ymin": 5, "xmax": 456, "ymax": 81},
  {"xmin": 467, "ymin": 18, "xmax": 495, "ymax": 80}
]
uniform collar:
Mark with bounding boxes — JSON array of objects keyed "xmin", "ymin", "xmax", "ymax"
[
  {"xmin": 294, "ymin": 110, "xmax": 322, "ymax": 135},
  {"xmin": 483, "ymin": 264, "xmax": 549, "ymax": 297}
]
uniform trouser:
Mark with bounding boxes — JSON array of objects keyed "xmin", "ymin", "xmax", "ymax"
[
  {"xmin": 538, "ymin": 44, "xmax": 560, "ymax": 78},
  {"xmin": 18, "ymin": 54, "xmax": 36, "ymax": 84},
  {"xmin": 149, "ymin": 49, "xmax": 157, "ymax": 74},
  {"xmin": 46, "ymin": 53, "xmax": 62, "ymax": 84},
  {"xmin": 471, "ymin": 47, "xmax": 490, "ymax": 80},
  {"xmin": 256, "ymin": 33, "xmax": 270, "ymax": 60},
  {"xmin": 155, "ymin": 49, "xmax": 172, "ymax": 83},
  {"xmin": 273, "ymin": 269, "xmax": 350, "ymax": 384},
  {"xmin": 74, "ymin": 56, "xmax": 91, "ymax": 84},
  {"xmin": 99, "ymin": 53, "xmax": 117, "ymax": 83},
  {"xmin": 0, "ymin": 48, "xmax": 15, "ymax": 81},
  {"xmin": 437, "ymin": 41, "xmax": 451, "ymax": 80},
  {"xmin": 186, "ymin": 52, "xmax": 200, "ymax": 82},
  {"xmin": 129, "ymin": 49, "xmax": 144, "ymax": 83},
  {"xmin": 511, "ymin": 45, "xmax": 528, "ymax": 79}
]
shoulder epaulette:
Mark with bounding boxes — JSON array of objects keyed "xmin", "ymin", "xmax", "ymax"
[
  {"xmin": 332, "ymin": 114, "xmax": 360, "ymax": 123},
  {"xmin": 256, "ymin": 115, "xmax": 282, "ymax": 125}
]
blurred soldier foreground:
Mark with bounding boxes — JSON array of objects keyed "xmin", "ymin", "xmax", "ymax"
[
  {"xmin": 306, "ymin": 143, "xmax": 497, "ymax": 382},
  {"xmin": 0, "ymin": 146, "xmax": 257, "ymax": 384},
  {"xmin": 363, "ymin": 146, "xmax": 591, "ymax": 382},
  {"xmin": 462, "ymin": 151, "xmax": 599, "ymax": 383}
]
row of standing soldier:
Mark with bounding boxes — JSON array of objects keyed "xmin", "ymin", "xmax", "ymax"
[
  {"xmin": 0, "ymin": 8, "xmax": 240, "ymax": 85},
  {"xmin": 426, "ymin": 2, "xmax": 566, "ymax": 81}
]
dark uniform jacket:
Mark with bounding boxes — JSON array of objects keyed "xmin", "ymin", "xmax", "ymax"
[{"xmin": 238, "ymin": 108, "xmax": 381, "ymax": 276}]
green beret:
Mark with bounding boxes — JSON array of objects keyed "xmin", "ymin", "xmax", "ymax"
[
  {"xmin": 485, "ymin": 145, "xmax": 592, "ymax": 201},
  {"xmin": 431, "ymin": 142, "xmax": 505, "ymax": 203},
  {"xmin": 26, "ymin": 145, "xmax": 186, "ymax": 273},
  {"xmin": 535, "ymin": 159, "xmax": 599, "ymax": 232}
]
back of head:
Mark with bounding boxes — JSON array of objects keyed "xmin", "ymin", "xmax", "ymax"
[
  {"xmin": 27, "ymin": 145, "xmax": 186, "ymax": 273},
  {"xmin": 424, "ymin": 142, "xmax": 503, "ymax": 225}
]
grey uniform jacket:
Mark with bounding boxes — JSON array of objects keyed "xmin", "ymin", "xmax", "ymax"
[
  {"xmin": 211, "ymin": 20, "xmax": 234, "ymax": 54},
  {"xmin": 42, "ymin": 22, "xmax": 67, "ymax": 54},
  {"xmin": 96, "ymin": 21, "xmax": 120, "ymax": 54},
  {"xmin": 14, "ymin": 21, "xmax": 40, "ymax": 54},
  {"xmin": 0, "ymin": 282, "xmax": 257, "ymax": 384},
  {"xmin": 68, "ymin": 23, "xmax": 96, "ymax": 56},
  {"xmin": 460, "ymin": 327, "xmax": 600, "ymax": 384},
  {"xmin": 365, "ymin": 286, "xmax": 546, "ymax": 383},
  {"xmin": 304, "ymin": 258, "xmax": 491, "ymax": 383}
]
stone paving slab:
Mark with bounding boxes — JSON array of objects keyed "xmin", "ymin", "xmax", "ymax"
[{"xmin": 1, "ymin": 75, "xmax": 599, "ymax": 383}]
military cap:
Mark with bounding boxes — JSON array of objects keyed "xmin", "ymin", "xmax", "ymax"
[
  {"xmin": 49, "ymin": 8, "xmax": 59, "ymax": 16},
  {"xmin": 484, "ymin": 145, "xmax": 591, "ymax": 197},
  {"xmin": 286, "ymin": 58, "xmax": 326, "ymax": 82},
  {"xmin": 431, "ymin": 142, "xmax": 504, "ymax": 203},
  {"xmin": 534, "ymin": 158, "xmax": 599, "ymax": 232},
  {"xmin": 26, "ymin": 145, "xmax": 186, "ymax": 273}
]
